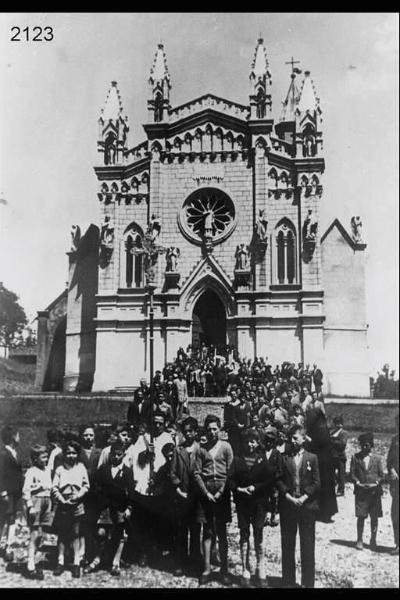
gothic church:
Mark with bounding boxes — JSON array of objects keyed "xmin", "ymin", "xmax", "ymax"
[{"xmin": 36, "ymin": 39, "xmax": 369, "ymax": 396}]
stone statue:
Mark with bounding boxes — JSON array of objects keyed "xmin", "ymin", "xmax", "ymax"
[
  {"xmin": 255, "ymin": 209, "xmax": 268, "ymax": 242},
  {"xmin": 235, "ymin": 244, "xmax": 250, "ymax": 270},
  {"xmin": 351, "ymin": 216, "xmax": 363, "ymax": 243},
  {"xmin": 100, "ymin": 215, "xmax": 114, "ymax": 248},
  {"xmin": 203, "ymin": 201, "xmax": 216, "ymax": 236},
  {"xmin": 303, "ymin": 209, "xmax": 318, "ymax": 242},
  {"xmin": 303, "ymin": 134, "xmax": 316, "ymax": 157},
  {"xmin": 256, "ymin": 88, "xmax": 266, "ymax": 119},
  {"xmin": 70, "ymin": 225, "xmax": 81, "ymax": 252},
  {"xmin": 104, "ymin": 131, "xmax": 117, "ymax": 165},
  {"xmin": 147, "ymin": 214, "xmax": 161, "ymax": 241},
  {"xmin": 166, "ymin": 246, "xmax": 180, "ymax": 272}
]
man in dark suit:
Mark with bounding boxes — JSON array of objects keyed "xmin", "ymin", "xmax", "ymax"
[
  {"xmin": 312, "ymin": 364, "xmax": 323, "ymax": 394},
  {"xmin": 127, "ymin": 388, "xmax": 154, "ymax": 430},
  {"xmin": 276, "ymin": 424, "xmax": 321, "ymax": 588},
  {"xmin": 0, "ymin": 426, "xmax": 23, "ymax": 562}
]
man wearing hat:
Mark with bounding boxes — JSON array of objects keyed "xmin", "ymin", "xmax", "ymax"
[{"xmin": 350, "ymin": 432, "xmax": 385, "ymax": 550}]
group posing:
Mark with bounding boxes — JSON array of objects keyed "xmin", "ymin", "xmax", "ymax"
[{"xmin": 0, "ymin": 348, "xmax": 398, "ymax": 587}]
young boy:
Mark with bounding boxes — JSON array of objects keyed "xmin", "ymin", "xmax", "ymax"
[
  {"xmin": 170, "ymin": 417, "xmax": 207, "ymax": 575},
  {"xmin": 52, "ymin": 440, "xmax": 89, "ymax": 578},
  {"xmin": 194, "ymin": 415, "xmax": 233, "ymax": 586},
  {"xmin": 0, "ymin": 426, "xmax": 23, "ymax": 563},
  {"xmin": 95, "ymin": 440, "xmax": 135, "ymax": 576},
  {"xmin": 22, "ymin": 444, "xmax": 53, "ymax": 579},
  {"xmin": 330, "ymin": 415, "xmax": 348, "ymax": 497},
  {"xmin": 350, "ymin": 432, "xmax": 384, "ymax": 550}
]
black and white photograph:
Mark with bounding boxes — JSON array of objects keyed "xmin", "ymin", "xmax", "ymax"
[{"xmin": 0, "ymin": 12, "xmax": 398, "ymax": 589}]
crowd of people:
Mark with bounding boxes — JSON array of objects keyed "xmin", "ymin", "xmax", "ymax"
[
  {"xmin": 160, "ymin": 344, "xmax": 324, "ymax": 399},
  {"xmin": 0, "ymin": 345, "xmax": 398, "ymax": 588}
]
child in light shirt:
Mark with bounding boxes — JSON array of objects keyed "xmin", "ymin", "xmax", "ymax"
[
  {"xmin": 22, "ymin": 444, "xmax": 53, "ymax": 580},
  {"xmin": 52, "ymin": 440, "xmax": 89, "ymax": 578}
]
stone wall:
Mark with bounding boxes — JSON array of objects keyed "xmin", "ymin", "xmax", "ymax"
[{"xmin": 0, "ymin": 394, "xmax": 397, "ymax": 464}]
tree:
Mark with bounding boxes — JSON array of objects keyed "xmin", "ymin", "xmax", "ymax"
[{"xmin": 0, "ymin": 283, "xmax": 27, "ymax": 348}]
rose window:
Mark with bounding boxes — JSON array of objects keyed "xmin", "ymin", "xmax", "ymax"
[{"xmin": 179, "ymin": 188, "xmax": 236, "ymax": 245}]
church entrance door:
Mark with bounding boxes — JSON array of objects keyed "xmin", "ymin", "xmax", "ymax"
[{"xmin": 192, "ymin": 289, "xmax": 226, "ymax": 349}]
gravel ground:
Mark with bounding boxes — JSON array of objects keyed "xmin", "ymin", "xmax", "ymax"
[{"xmin": 0, "ymin": 433, "xmax": 398, "ymax": 589}]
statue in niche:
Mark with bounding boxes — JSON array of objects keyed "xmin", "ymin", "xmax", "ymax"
[
  {"xmin": 203, "ymin": 201, "xmax": 216, "ymax": 237},
  {"xmin": 70, "ymin": 225, "xmax": 81, "ymax": 252},
  {"xmin": 235, "ymin": 244, "xmax": 250, "ymax": 270},
  {"xmin": 154, "ymin": 93, "xmax": 164, "ymax": 123},
  {"xmin": 100, "ymin": 215, "xmax": 114, "ymax": 248},
  {"xmin": 255, "ymin": 209, "xmax": 268, "ymax": 242},
  {"xmin": 166, "ymin": 246, "xmax": 180, "ymax": 272},
  {"xmin": 104, "ymin": 131, "xmax": 117, "ymax": 165},
  {"xmin": 303, "ymin": 209, "xmax": 318, "ymax": 242},
  {"xmin": 147, "ymin": 214, "xmax": 161, "ymax": 241},
  {"xmin": 303, "ymin": 134, "xmax": 316, "ymax": 157},
  {"xmin": 351, "ymin": 216, "xmax": 363, "ymax": 243},
  {"xmin": 256, "ymin": 88, "xmax": 266, "ymax": 119}
]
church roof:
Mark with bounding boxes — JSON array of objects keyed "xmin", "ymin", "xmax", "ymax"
[
  {"xmin": 101, "ymin": 81, "xmax": 125, "ymax": 122},
  {"xmin": 150, "ymin": 42, "xmax": 170, "ymax": 82},
  {"xmin": 250, "ymin": 37, "xmax": 270, "ymax": 79},
  {"xmin": 280, "ymin": 73, "xmax": 300, "ymax": 122},
  {"xmin": 297, "ymin": 71, "xmax": 320, "ymax": 114}
]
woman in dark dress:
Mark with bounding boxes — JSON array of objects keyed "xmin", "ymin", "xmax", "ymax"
[{"xmin": 305, "ymin": 399, "xmax": 338, "ymax": 522}]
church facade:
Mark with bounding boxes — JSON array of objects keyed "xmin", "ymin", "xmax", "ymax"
[{"xmin": 37, "ymin": 39, "xmax": 369, "ymax": 396}]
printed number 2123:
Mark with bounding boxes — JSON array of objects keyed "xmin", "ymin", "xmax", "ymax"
[{"xmin": 11, "ymin": 26, "xmax": 54, "ymax": 41}]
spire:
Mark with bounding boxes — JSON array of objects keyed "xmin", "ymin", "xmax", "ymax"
[
  {"xmin": 297, "ymin": 71, "xmax": 320, "ymax": 114},
  {"xmin": 294, "ymin": 71, "xmax": 323, "ymax": 158},
  {"xmin": 97, "ymin": 81, "xmax": 129, "ymax": 166},
  {"xmin": 280, "ymin": 72, "xmax": 300, "ymax": 122},
  {"xmin": 147, "ymin": 42, "xmax": 171, "ymax": 123},
  {"xmin": 149, "ymin": 42, "xmax": 170, "ymax": 83},
  {"xmin": 250, "ymin": 37, "xmax": 270, "ymax": 80},
  {"xmin": 100, "ymin": 81, "xmax": 125, "ymax": 122},
  {"xmin": 249, "ymin": 37, "xmax": 272, "ymax": 120}
]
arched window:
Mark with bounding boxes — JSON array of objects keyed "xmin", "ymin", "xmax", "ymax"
[
  {"xmin": 275, "ymin": 219, "xmax": 297, "ymax": 285},
  {"xmin": 123, "ymin": 224, "xmax": 144, "ymax": 288}
]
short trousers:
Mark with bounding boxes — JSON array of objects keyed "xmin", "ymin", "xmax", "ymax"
[
  {"xmin": 53, "ymin": 502, "xmax": 85, "ymax": 535},
  {"xmin": 27, "ymin": 496, "xmax": 54, "ymax": 528}
]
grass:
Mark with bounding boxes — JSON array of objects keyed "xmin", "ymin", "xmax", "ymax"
[{"xmin": 0, "ymin": 357, "xmax": 36, "ymax": 394}]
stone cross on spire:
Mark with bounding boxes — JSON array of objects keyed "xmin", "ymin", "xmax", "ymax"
[
  {"xmin": 285, "ymin": 56, "xmax": 301, "ymax": 74},
  {"xmin": 280, "ymin": 59, "xmax": 301, "ymax": 122}
]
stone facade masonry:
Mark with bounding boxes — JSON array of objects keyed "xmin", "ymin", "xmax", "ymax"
[{"xmin": 36, "ymin": 49, "xmax": 370, "ymax": 397}]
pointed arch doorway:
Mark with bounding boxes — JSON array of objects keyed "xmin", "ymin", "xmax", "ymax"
[{"xmin": 192, "ymin": 289, "xmax": 227, "ymax": 349}]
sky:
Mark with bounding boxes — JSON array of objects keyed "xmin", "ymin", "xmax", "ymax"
[{"xmin": 0, "ymin": 13, "xmax": 398, "ymax": 375}]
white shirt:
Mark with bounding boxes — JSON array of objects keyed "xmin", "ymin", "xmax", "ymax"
[
  {"xmin": 265, "ymin": 449, "xmax": 273, "ymax": 461},
  {"xmin": 110, "ymin": 463, "xmax": 124, "ymax": 479},
  {"xmin": 294, "ymin": 449, "xmax": 304, "ymax": 467},
  {"xmin": 131, "ymin": 431, "xmax": 173, "ymax": 495},
  {"xmin": 363, "ymin": 455, "xmax": 371, "ymax": 470},
  {"xmin": 23, "ymin": 466, "xmax": 52, "ymax": 507},
  {"xmin": 5, "ymin": 445, "xmax": 17, "ymax": 461}
]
